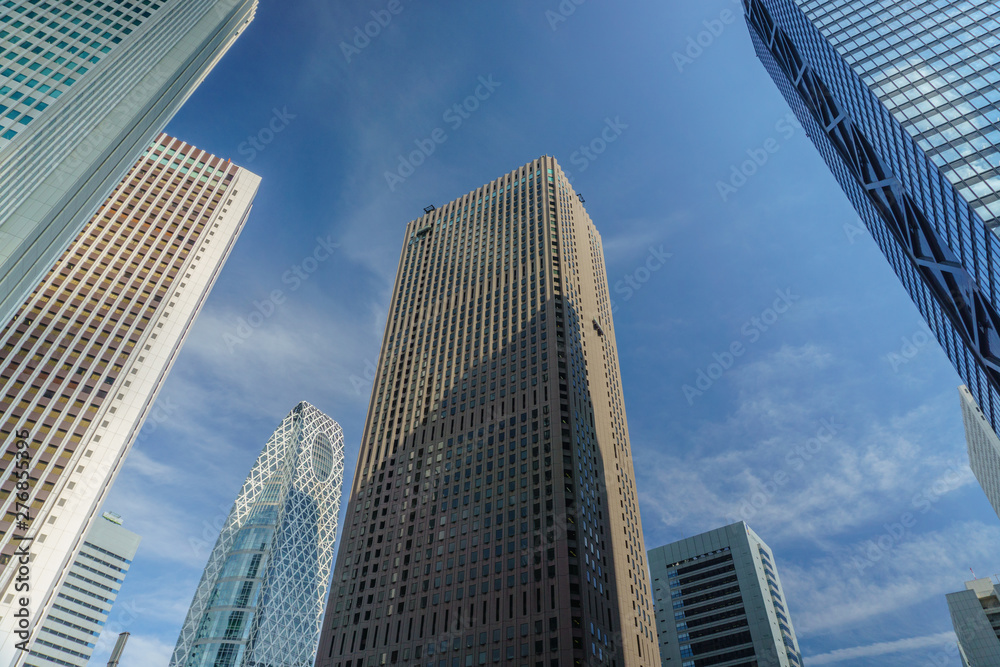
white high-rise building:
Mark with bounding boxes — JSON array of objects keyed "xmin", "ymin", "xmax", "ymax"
[
  {"xmin": 25, "ymin": 512, "xmax": 140, "ymax": 667},
  {"xmin": 0, "ymin": 0, "xmax": 258, "ymax": 327},
  {"xmin": 170, "ymin": 402, "xmax": 345, "ymax": 667},
  {"xmin": 946, "ymin": 578, "xmax": 1000, "ymax": 666},
  {"xmin": 649, "ymin": 522, "xmax": 803, "ymax": 667},
  {"xmin": 0, "ymin": 134, "xmax": 260, "ymax": 665},
  {"xmin": 959, "ymin": 385, "xmax": 1000, "ymax": 522}
]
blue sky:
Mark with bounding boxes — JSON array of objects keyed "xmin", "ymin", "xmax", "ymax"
[{"xmin": 88, "ymin": 1, "xmax": 997, "ymax": 665}]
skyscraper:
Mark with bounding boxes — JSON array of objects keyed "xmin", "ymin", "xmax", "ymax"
[
  {"xmin": 25, "ymin": 512, "xmax": 141, "ymax": 667},
  {"xmin": 315, "ymin": 157, "xmax": 659, "ymax": 667},
  {"xmin": 0, "ymin": 0, "xmax": 258, "ymax": 327},
  {"xmin": 742, "ymin": 0, "xmax": 1000, "ymax": 434},
  {"xmin": 170, "ymin": 402, "xmax": 345, "ymax": 667},
  {"xmin": 946, "ymin": 577, "xmax": 1000, "ymax": 665},
  {"xmin": 0, "ymin": 134, "xmax": 260, "ymax": 663},
  {"xmin": 648, "ymin": 523, "xmax": 802, "ymax": 667},
  {"xmin": 959, "ymin": 385, "xmax": 1000, "ymax": 522}
]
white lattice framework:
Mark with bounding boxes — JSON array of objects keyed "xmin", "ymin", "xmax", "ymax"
[{"xmin": 170, "ymin": 402, "xmax": 345, "ymax": 667}]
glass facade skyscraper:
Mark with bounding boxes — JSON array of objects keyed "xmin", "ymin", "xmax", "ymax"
[
  {"xmin": 742, "ymin": 0, "xmax": 1000, "ymax": 434},
  {"xmin": 0, "ymin": 0, "xmax": 258, "ymax": 327},
  {"xmin": 0, "ymin": 134, "xmax": 260, "ymax": 665},
  {"xmin": 315, "ymin": 157, "xmax": 659, "ymax": 667},
  {"xmin": 170, "ymin": 402, "xmax": 345, "ymax": 667}
]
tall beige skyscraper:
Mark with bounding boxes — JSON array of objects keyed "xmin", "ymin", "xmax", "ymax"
[
  {"xmin": 0, "ymin": 134, "xmax": 260, "ymax": 664},
  {"xmin": 0, "ymin": 0, "xmax": 258, "ymax": 328},
  {"xmin": 316, "ymin": 157, "xmax": 659, "ymax": 667}
]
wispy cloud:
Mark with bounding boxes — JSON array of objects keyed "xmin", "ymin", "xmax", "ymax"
[
  {"xmin": 805, "ymin": 631, "xmax": 956, "ymax": 664},
  {"xmin": 636, "ymin": 344, "xmax": 971, "ymax": 545},
  {"xmin": 781, "ymin": 521, "xmax": 1000, "ymax": 634}
]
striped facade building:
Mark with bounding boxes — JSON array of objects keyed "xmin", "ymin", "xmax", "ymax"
[
  {"xmin": 316, "ymin": 157, "xmax": 659, "ymax": 667},
  {"xmin": 25, "ymin": 512, "xmax": 140, "ymax": 667},
  {"xmin": 0, "ymin": 134, "xmax": 260, "ymax": 664},
  {"xmin": 0, "ymin": 0, "xmax": 258, "ymax": 328}
]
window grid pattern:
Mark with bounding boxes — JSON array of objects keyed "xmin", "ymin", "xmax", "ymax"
[
  {"xmin": 744, "ymin": 0, "xmax": 1000, "ymax": 444},
  {"xmin": 649, "ymin": 525, "xmax": 803, "ymax": 667},
  {"xmin": 0, "ymin": 0, "xmax": 257, "ymax": 339},
  {"xmin": 0, "ymin": 134, "xmax": 258, "ymax": 660},
  {"xmin": 315, "ymin": 157, "xmax": 658, "ymax": 667},
  {"xmin": 959, "ymin": 386, "xmax": 1000, "ymax": 521},
  {"xmin": 796, "ymin": 0, "xmax": 1000, "ymax": 226},
  {"xmin": 0, "ymin": 0, "xmax": 159, "ymax": 147},
  {"xmin": 0, "ymin": 134, "xmax": 236, "ymax": 575},
  {"xmin": 169, "ymin": 403, "xmax": 346, "ymax": 667},
  {"xmin": 24, "ymin": 515, "xmax": 139, "ymax": 667}
]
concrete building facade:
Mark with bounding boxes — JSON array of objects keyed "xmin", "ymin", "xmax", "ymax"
[
  {"xmin": 0, "ymin": 134, "xmax": 260, "ymax": 664},
  {"xmin": 959, "ymin": 385, "xmax": 1000, "ymax": 522},
  {"xmin": 649, "ymin": 523, "xmax": 802, "ymax": 667},
  {"xmin": 0, "ymin": 0, "xmax": 258, "ymax": 327},
  {"xmin": 25, "ymin": 512, "xmax": 140, "ymax": 667},
  {"xmin": 947, "ymin": 578, "xmax": 1000, "ymax": 666},
  {"xmin": 315, "ymin": 157, "xmax": 659, "ymax": 667}
]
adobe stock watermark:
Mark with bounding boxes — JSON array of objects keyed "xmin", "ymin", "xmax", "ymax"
[
  {"xmin": 135, "ymin": 396, "xmax": 178, "ymax": 443},
  {"xmin": 223, "ymin": 236, "xmax": 340, "ymax": 353},
  {"xmin": 843, "ymin": 217, "xmax": 870, "ymax": 244},
  {"xmin": 885, "ymin": 323, "xmax": 933, "ymax": 372},
  {"xmin": 384, "ymin": 75, "xmax": 501, "ymax": 192},
  {"xmin": 568, "ymin": 117, "xmax": 628, "ymax": 174},
  {"xmin": 188, "ymin": 503, "xmax": 235, "ymax": 559},
  {"xmin": 609, "ymin": 245, "xmax": 673, "ymax": 312},
  {"xmin": 93, "ymin": 598, "xmax": 144, "ymax": 654},
  {"xmin": 683, "ymin": 288, "xmax": 800, "ymax": 404},
  {"xmin": 340, "ymin": 0, "xmax": 408, "ymax": 63},
  {"xmin": 850, "ymin": 457, "xmax": 969, "ymax": 573},
  {"xmin": 545, "ymin": 0, "xmax": 589, "ymax": 31},
  {"xmin": 673, "ymin": 0, "xmax": 742, "ymax": 73},
  {"xmin": 716, "ymin": 112, "xmax": 802, "ymax": 201},
  {"xmin": 349, "ymin": 358, "xmax": 379, "ymax": 396},
  {"xmin": 237, "ymin": 107, "xmax": 295, "ymax": 161},
  {"xmin": 729, "ymin": 417, "xmax": 839, "ymax": 524}
]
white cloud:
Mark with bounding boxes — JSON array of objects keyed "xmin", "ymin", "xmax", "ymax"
[
  {"xmin": 805, "ymin": 631, "xmax": 957, "ymax": 665},
  {"xmin": 780, "ymin": 521, "xmax": 1000, "ymax": 634},
  {"xmin": 636, "ymin": 344, "xmax": 973, "ymax": 545}
]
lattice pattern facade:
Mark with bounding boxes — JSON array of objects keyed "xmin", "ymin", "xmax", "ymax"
[
  {"xmin": 743, "ymin": 0, "xmax": 1000, "ymax": 445},
  {"xmin": 171, "ymin": 402, "xmax": 346, "ymax": 667}
]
